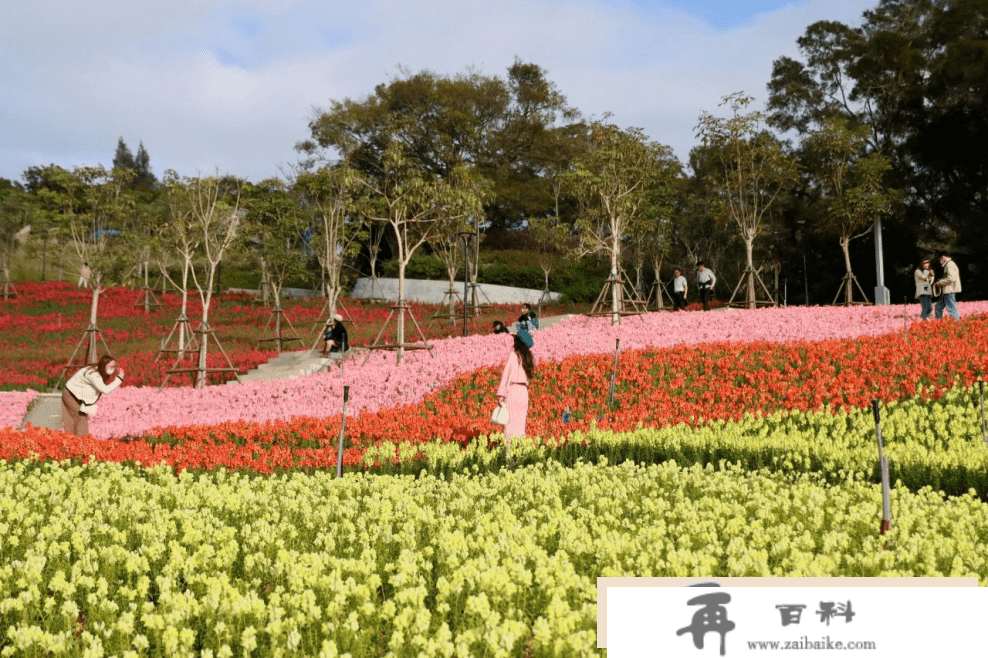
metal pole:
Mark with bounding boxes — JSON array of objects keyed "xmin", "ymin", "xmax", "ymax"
[
  {"xmin": 608, "ymin": 339, "xmax": 620, "ymax": 409},
  {"xmin": 871, "ymin": 399, "xmax": 892, "ymax": 536},
  {"xmin": 460, "ymin": 233, "xmax": 470, "ymax": 337},
  {"xmin": 803, "ymin": 253, "xmax": 809, "ymax": 306},
  {"xmin": 874, "ymin": 218, "xmax": 890, "ymax": 305},
  {"xmin": 903, "ymin": 296, "xmax": 908, "ymax": 340},
  {"xmin": 336, "ymin": 385, "xmax": 350, "ymax": 478},
  {"xmin": 979, "ymin": 380, "xmax": 986, "ymax": 446}
]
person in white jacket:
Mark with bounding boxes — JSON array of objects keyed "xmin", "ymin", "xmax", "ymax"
[
  {"xmin": 62, "ymin": 355, "xmax": 124, "ymax": 435},
  {"xmin": 914, "ymin": 259, "xmax": 935, "ymax": 319}
]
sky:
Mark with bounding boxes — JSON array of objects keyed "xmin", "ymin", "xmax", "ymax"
[{"xmin": 0, "ymin": 0, "xmax": 875, "ymax": 185}]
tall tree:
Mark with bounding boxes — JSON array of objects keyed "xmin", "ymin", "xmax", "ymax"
[
  {"xmin": 169, "ymin": 171, "xmax": 244, "ymax": 388},
  {"xmin": 0, "ymin": 179, "xmax": 32, "ymax": 295},
  {"xmin": 134, "ymin": 141, "xmax": 157, "ymax": 190},
  {"xmin": 696, "ymin": 93, "xmax": 799, "ymax": 308},
  {"xmin": 802, "ymin": 116, "xmax": 896, "ymax": 304},
  {"xmin": 361, "ymin": 143, "xmax": 487, "ymax": 363},
  {"xmin": 766, "ymin": 0, "xmax": 988, "ymax": 295},
  {"xmin": 564, "ymin": 120, "xmax": 681, "ymax": 324},
  {"xmin": 299, "ymin": 60, "xmax": 582, "ymax": 236},
  {"xmin": 113, "ymin": 138, "xmax": 137, "ymax": 173},
  {"xmin": 293, "ymin": 163, "xmax": 366, "ymax": 321}
]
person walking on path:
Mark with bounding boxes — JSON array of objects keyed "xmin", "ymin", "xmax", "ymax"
[
  {"xmin": 934, "ymin": 252, "xmax": 961, "ymax": 320},
  {"xmin": 62, "ymin": 355, "xmax": 124, "ymax": 435},
  {"xmin": 496, "ymin": 328, "xmax": 535, "ymax": 463},
  {"xmin": 672, "ymin": 268, "xmax": 688, "ymax": 310},
  {"xmin": 914, "ymin": 259, "xmax": 935, "ymax": 320},
  {"xmin": 696, "ymin": 262, "xmax": 717, "ymax": 311}
]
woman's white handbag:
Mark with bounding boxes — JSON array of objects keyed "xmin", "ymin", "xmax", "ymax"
[{"xmin": 490, "ymin": 404, "xmax": 509, "ymax": 426}]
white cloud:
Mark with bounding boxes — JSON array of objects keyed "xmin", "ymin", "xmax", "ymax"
[{"xmin": 0, "ymin": 0, "xmax": 872, "ymax": 183}]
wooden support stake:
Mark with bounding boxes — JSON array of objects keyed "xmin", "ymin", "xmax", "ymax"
[
  {"xmin": 336, "ymin": 385, "xmax": 350, "ymax": 478},
  {"xmin": 608, "ymin": 338, "xmax": 620, "ymax": 410},
  {"xmin": 979, "ymin": 380, "xmax": 986, "ymax": 446}
]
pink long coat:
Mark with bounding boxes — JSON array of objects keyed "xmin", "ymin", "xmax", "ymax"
[{"xmin": 496, "ymin": 347, "xmax": 529, "ymax": 442}]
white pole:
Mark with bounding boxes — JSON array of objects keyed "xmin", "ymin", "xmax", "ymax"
[{"xmin": 874, "ymin": 218, "xmax": 890, "ymax": 305}]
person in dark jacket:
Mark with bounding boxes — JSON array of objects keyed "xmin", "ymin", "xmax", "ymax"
[
  {"xmin": 492, "ymin": 320, "xmax": 511, "ymax": 334},
  {"xmin": 322, "ymin": 314, "xmax": 349, "ymax": 356}
]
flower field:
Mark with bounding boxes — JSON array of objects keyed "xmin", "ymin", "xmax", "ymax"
[{"xmin": 1, "ymin": 283, "xmax": 988, "ymax": 655}]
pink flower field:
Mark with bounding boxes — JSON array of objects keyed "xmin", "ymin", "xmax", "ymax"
[{"xmin": 6, "ymin": 302, "xmax": 988, "ymax": 439}]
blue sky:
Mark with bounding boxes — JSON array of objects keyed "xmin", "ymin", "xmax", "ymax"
[{"xmin": 0, "ymin": 1, "xmax": 874, "ymax": 184}]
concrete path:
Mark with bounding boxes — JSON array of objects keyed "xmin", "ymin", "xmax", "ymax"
[
  {"xmin": 17, "ymin": 314, "xmax": 574, "ymax": 432},
  {"xmin": 20, "ymin": 392, "xmax": 64, "ymax": 431}
]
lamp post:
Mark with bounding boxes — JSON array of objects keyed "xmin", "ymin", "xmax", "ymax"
[
  {"xmin": 796, "ymin": 220, "xmax": 809, "ymax": 305},
  {"xmin": 458, "ymin": 231, "xmax": 472, "ymax": 337},
  {"xmin": 873, "ymin": 217, "xmax": 890, "ymax": 305}
]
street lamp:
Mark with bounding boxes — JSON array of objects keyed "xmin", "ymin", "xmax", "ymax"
[
  {"xmin": 874, "ymin": 218, "xmax": 890, "ymax": 305},
  {"xmin": 796, "ymin": 220, "xmax": 809, "ymax": 305},
  {"xmin": 458, "ymin": 231, "xmax": 473, "ymax": 337}
]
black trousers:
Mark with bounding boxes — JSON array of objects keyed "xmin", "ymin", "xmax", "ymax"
[{"xmin": 699, "ymin": 286, "xmax": 712, "ymax": 310}]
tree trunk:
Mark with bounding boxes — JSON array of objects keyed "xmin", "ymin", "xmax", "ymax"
[
  {"xmin": 841, "ymin": 236, "xmax": 853, "ymax": 305},
  {"xmin": 745, "ymin": 238, "xmax": 756, "ymax": 309},
  {"xmin": 196, "ymin": 274, "xmax": 213, "ymax": 390},
  {"xmin": 260, "ymin": 258, "xmax": 270, "ymax": 307},
  {"xmin": 178, "ymin": 259, "xmax": 191, "ymax": 356},
  {"xmin": 447, "ymin": 266, "xmax": 457, "ymax": 325},
  {"xmin": 610, "ymin": 240, "xmax": 621, "ymax": 326},
  {"xmin": 396, "ymin": 257, "xmax": 406, "ymax": 365},
  {"xmin": 653, "ymin": 260, "xmax": 664, "ymax": 310},
  {"xmin": 143, "ymin": 261, "xmax": 151, "ymax": 313},
  {"xmin": 195, "ymin": 330, "xmax": 208, "ymax": 389},
  {"xmin": 87, "ymin": 281, "xmax": 101, "ymax": 364}
]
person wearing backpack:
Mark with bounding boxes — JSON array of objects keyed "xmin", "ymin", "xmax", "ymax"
[{"xmin": 517, "ymin": 303, "xmax": 539, "ymax": 331}]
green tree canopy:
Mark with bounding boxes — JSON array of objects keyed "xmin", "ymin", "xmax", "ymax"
[{"xmin": 299, "ymin": 59, "xmax": 583, "ymax": 232}]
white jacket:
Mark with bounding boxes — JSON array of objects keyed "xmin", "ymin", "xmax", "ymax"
[
  {"xmin": 914, "ymin": 267, "xmax": 933, "ymax": 298},
  {"xmin": 65, "ymin": 367, "xmax": 122, "ymax": 415},
  {"xmin": 937, "ymin": 258, "xmax": 962, "ymax": 295}
]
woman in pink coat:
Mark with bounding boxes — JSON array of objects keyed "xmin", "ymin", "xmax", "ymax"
[{"xmin": 496, "ymin": 329, "xmax": 535, "ymax": 461}]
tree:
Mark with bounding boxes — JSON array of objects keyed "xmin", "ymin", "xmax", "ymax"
[
  {"xmin": 361, "ymin": 144, "xmax": 487, "ymax": 363},
  {"xmin": 293, "ymin": 163, "xmax": 366, "ymax": 322},
  {"xmin": 802, "ymin": 116, "xmax": 896, "ymax": 304},
  {"xmin": 298, "ymin": 60, "xmax": 584, "ymax": 278},
  {"xmin": 766, "ymin": 0, "xmax": 988, "ymax": 296},
  {"xmin": 695, "ymin": 93, "xmax": 799, "ymax": 308},
  {"xmin": 22, "ymin": 164, "xmax": 79, "ymax": 281},
  {"xmin": 0, "ymin": 179, "xmax": 32, "ymax": 297},
  {"xmin": 112, "ymin": 137, "xmax": 157, "ymax": 190},
  {"xmin": 154, "ymin": 170, "xmax": 201, "ymax": 364},
  {"xmin": 134, "ymin": 141, "xmax": 157, "ymax": 190},
  {"xmin": 565, "ymin": 120, "xmax": 681, "ymax": 324},
  {"xmin": 427, "ymin": 229, "xmax": 465, "ymax": 323},
  {"xmin": 241, "ymin": 177, "xmax": 311, "ymax": 350},
  {"xmin": 527, "ymin": 214, "xmax": 571, "ymax": 307},
  {"xmin": 113, "ymin": 137, "xmax": 137, "ymax": 172},
  {"xmin": 157, "ymin": 171, "xmax": 243, "ymax": 388}
]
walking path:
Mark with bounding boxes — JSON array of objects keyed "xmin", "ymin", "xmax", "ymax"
[{"xmin": 18, "ymin": 314, "xmax": 574, "ymax": 432}]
